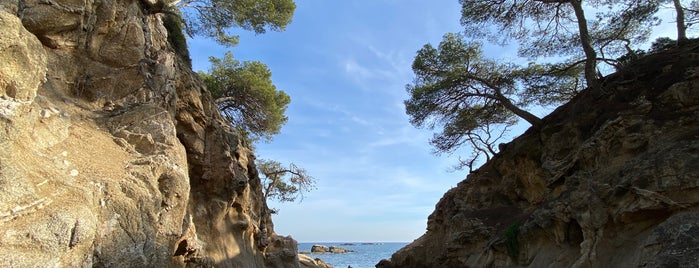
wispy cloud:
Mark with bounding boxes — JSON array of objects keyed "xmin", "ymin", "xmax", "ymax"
[
  {"xmin": 342, "ymin": 57, "xmax": 398, "ymax": 90},
  {"xmin": 343, "ymin": 58, "xmax": 373, "ymax": 81},
  {"xmin": 364, "ymin": 124, "xmax": 426, "ymax": 148}
]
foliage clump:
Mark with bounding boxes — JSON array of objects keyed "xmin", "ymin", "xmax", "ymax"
[
  {"xmin": 163, "ymin": 12, "xmax": 191, "ymax": 67},
  {"xmin": 258, "ymin": 159, "xmax": 315, "ymax": 212},
  {"xmin": 406, "ymin": 0, "xmax": 699, "ymax": 171},
  {"xmin": 199, "ymin": 52, "xmax": 290, "ymax": 143},
  {"xmin": 168, "ymin": 0, "xmax": 296, "ymax": 46},
  {"xmin": 406, "ymin": 33, "xmax": 580, "ymax": 171}
]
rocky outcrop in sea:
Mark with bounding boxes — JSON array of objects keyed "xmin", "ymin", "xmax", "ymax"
[{"xmin": 310, "ymin": 244, "xmax": 354, "ymax": 254}]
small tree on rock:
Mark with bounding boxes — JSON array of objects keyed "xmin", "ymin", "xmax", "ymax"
[
  {"xmin": 199, "ymin": 52, "xmax": 290, "ymax": 143},
  {"xmin": 256, "ymin": 159, "xmax": 315, "ymax": 242},
  {"xmin": 459, "ymin": 0, "xmax": 601, "ymax": 88},
  {"xmin": 459, "ymin": 0, "xmax": 661, "ymax": 89},
  {"xmin": 258, "ymin": 159, "xmax": 315, "ymax": 208},
  {"xmin": 406, "ymin": 33, "xmax": 580, "ymax": 171},
  {"xmin": 152, "ymin": 0, "xmax": 296, "ymax": 46}
]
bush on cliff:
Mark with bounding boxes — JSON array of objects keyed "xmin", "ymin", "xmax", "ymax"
[
  {"xmin": 160, "ymin": 0, "xmax": 296, "ymax": 46},
  {"xmin": 198, "ymin": 51, "xmax": 289, "ymax": 143},
  {"xmin": 163, "ymin": 12, "xmax": 191, "ymax": 67}
]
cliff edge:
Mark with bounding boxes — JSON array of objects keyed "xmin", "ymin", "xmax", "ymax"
[
  {"xmin": 379, "ymin": 43, "xmax": 699, "ymax": 267},
  {"xmin": 0, "ymin": 0, "xmax": 302, "ymax": 267}
]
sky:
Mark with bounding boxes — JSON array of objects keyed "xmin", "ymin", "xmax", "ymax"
[{"xmin": 187, "ymin": 1, "xmax": 681, "ymax": 243}]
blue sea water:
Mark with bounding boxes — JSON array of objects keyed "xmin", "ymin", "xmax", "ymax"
[{"xmin": 298, "ymin": 242, "xmax": 407, "ymax": 268}]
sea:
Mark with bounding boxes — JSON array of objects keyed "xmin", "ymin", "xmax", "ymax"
[{"xmin": 298, "ymin": 242, "xmax": 407, "ymax": 268}]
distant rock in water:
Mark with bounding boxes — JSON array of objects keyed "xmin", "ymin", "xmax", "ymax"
[
  {"xmin": 329, "ymin": 245, "xmax": 354, "ymax": 253},
  {"xmin": 310, "ymin": 244, "xmax": 355, "ymax": 254},
  {"xmin": 312, "ymin": 244, "xmax": 330, "ymax": 253},
  {"xmin": 379, "ymin": 41, "xmax": 699, "ymax": 267}
]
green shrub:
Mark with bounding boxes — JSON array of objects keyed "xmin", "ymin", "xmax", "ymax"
[
  {"xmin": 504, "ymin": 222, "xmax": 520, "ymax": 261},
  {"xmin": 163, "ymin": 12, "xmax": 191, "ymax": 68}
]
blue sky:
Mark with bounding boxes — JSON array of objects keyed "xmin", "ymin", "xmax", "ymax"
[{"xmin": 187, "ymin": 1, "xmax": 680, "ymax": 242}]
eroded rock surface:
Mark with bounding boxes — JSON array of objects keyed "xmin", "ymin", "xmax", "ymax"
[
  {"xmin": 0, "ymin": 0, "xmax": 299, "ymax": 267},
  {"xmin": 299, "ymin": 254, "xmax": 334, "ymax": 268},
  {"xmin": 380, "ymin": 43, "xmax": 699, "ymax": 268}
]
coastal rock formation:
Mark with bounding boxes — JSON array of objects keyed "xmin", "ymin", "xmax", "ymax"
[
  {"xmin": 0, "ymin": 0, "xmax": 300, "ymax": 267},
  {"xmin": 379, "ymin": 43, "xmax": 699, "ymax": 267},
  {"xmin": 311, "ymin": 245, "xmax": 330, "ymax": 253},
  {"xmin": 329, "ymin": 246, "xmax": 354, "ymax": 253}
]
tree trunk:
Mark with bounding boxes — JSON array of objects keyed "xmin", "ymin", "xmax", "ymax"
[
  {"xmin": 570, "ymin": 0, "xmax": 599, "ymax": 89},
  {"xmin": 258, "ymin": 205, "xmax": 270, "ymax": 250},
  {"xmin": 673, "ymin": 0, "xmax": 688, "ymax": 44},
  {"xmin": 494, "ymin": 91, "xmax": 543, "ymax": 128}
]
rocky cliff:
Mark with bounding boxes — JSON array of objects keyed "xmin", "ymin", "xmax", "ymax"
[
  {"xmin": 0, "ymin": 0, "xmax": 302, "ymax": 267},
  {"xmin": 379, "ymin": 43, "xmax": 699, "ymax": 267}
]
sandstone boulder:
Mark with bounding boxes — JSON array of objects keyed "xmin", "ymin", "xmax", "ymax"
[{"xmin": 264, "ymin": 235, "xmax": 301, "ymax": 268}]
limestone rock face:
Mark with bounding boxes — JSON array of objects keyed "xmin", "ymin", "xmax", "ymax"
[
  {"xmin": 381, "ymin": 43, "xmax": 699, "ymax": 268},
  {"xmin": 0, "ymin": 1, "xmax": 298, "ymax": 267}
]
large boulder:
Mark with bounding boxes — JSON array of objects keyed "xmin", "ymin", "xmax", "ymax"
[{"xmin": 265, "ymin": 235, "xmax": 301, "ymax": 268}]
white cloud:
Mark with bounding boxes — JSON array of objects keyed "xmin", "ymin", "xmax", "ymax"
[
  {"xmin": 362, "ymin": 124, "xmax": 430, "ymax": 152},
  {"xmin": 349, "ymin": 115, "xmax": 371, "ymax": 126},
  {"xmin": 342, "ymin": 57, "xmax": 398, "ymax": 90},
  {"xmin": 344, "ymin": 58, "xmax": 373, "ymax": 80}
]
